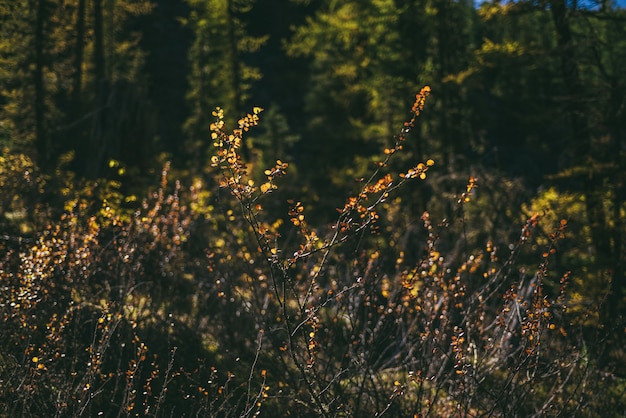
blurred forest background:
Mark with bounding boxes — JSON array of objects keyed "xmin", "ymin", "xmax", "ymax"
[{"xmin": 1, "ymin": 0, "xmax": 625, "ymax": 416}]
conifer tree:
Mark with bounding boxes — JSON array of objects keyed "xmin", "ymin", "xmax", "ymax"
[{"xmin": 184, "ymin": 0, "xmax": 266, "ymax": 163}]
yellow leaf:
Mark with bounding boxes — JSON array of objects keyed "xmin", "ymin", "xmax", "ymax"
[{"xmin": 260, "ymin": 182, "xmax": 272, "ymax": 193}]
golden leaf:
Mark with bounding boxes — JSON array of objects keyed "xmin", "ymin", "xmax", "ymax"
[{"xmin": 260, "ymin": 182, "xmax": 272, "ymax": 193}]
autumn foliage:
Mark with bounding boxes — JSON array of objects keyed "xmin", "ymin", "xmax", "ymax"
[{"xmin": 2, "ymin": 88, "xmax": 623, "ymax": 417}]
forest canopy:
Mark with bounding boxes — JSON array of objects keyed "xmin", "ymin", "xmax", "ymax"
[{"xmin": 0, "ymin": 0, "xmax": 624, "ymax": 416}]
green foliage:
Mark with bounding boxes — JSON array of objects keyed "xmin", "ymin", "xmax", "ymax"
[
  {"xmin": 0, "ymin": 0, "xmax": 153, "ymax": 174},
  {"xmin": 183, "ymin": 0, "xmax": 267, "ymax": 160},
  {"xmin": 0, "ymin": 0, "xmax": 40, "ymax": 146},
  {"xmin": 0, "ymin": 149, "xmax": 45, "ymax": 235},
  {"xmin": 286, "ymin": 0, "xmax": 421, "ymax": 168}
]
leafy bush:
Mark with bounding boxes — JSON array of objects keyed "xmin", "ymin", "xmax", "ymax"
[{"xmin": 1, "ymin": 89, "xmax": 623, "ymax": 417}]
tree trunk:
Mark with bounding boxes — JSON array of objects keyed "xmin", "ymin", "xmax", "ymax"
[
  {"xmin": 550, "ymin": 0, "xmax": 617, "ymax": 353},
  {"xmin": 226, "ymin": 0, "xmax": 249, "ymax": 159},
  {"xmin": 436, "ymin": 0, "xmax": 453, "ymax": 168},
  {"xmin": 89, "ymin": 0, "xmax": 109, "ymax": 178},
  {"xmin": 94, "ymin": 0, "xmax": 105, "ymax": 92},
  {"xmin": 608, "ymin": 81, "xmax": 625, "ymax": 336},
  {"xmin": 34, "ymin": 0, "xmax": 47, "ymax": 169},
  {"xmin": 72, "ymin": 0, "xmax": 86, "ymax": 106}
]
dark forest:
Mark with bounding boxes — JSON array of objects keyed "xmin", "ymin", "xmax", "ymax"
[{"xmin": 1, "ymin": 0, "xmax": 625, "ymax": 416}]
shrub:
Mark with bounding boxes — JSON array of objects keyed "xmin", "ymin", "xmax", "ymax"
[{"xmin": 1, "ymin": 87, "xmax": 622, "ymax": 417}]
